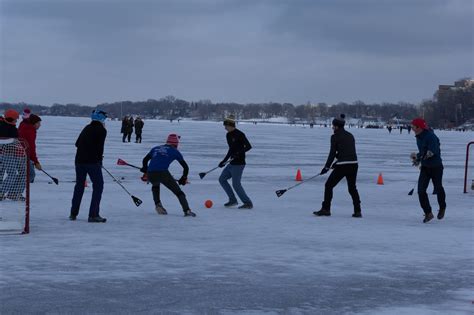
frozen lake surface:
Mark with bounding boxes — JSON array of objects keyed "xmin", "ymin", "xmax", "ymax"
[{"xmin": 1, "ymin": 116, "xmax": 473, "ymax": 314}]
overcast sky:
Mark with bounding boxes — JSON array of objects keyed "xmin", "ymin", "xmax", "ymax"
[{"xmin": 1, "ymin": 0, "xmax": 473, "ymax": 106}]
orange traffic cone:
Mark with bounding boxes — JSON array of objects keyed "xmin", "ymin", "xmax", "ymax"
[
  {"xmin": 377, "ymin": 173, "xmax": 384, "ymax": 185},
  {"xmin": 296, "ymin": 169, "xmax": 303, "ymax": 181}
]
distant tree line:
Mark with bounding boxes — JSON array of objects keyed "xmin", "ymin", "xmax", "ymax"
[{"xmin": 1, "ymin": 79, "xmax": 472, "ymax": 127}]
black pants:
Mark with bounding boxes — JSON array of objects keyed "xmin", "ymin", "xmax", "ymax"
[
  {"xmin": 418, "ymin": 166, "xmax": 446, "ymax": 214},
  {"xmin": 122, "ymin": 132, "xmax": 132, "ymax": 142},
  {"xmin": 322, "ymin": 164, "xmax": 361, "ymax": 212},
  {"xmin": 148, "ymin": 171, "xmax": 190, "ymax": 212},
  {"xmin": 136, "ymin": 132, "xmax": 142, "ymax": 143},
  {"xmin": 71, "ymin": 164, "xmax": 104, "ymax": 218}
]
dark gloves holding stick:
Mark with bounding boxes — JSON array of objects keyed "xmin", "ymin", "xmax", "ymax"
[
  {"xmin": 320, "ymin": 167, "xmax": 330, "ymax": 175},
  {"xmin": 178, "ymin": 176, "xmax": 187, "ymax": 186},
  {"xmin": 218, "ymin": 161, "xmax": 227, "ymax": 168}
]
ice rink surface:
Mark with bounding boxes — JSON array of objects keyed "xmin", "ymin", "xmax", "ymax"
[{"xmin": 1, "ymin": 116, "xmax": 473, "ymax": 314}]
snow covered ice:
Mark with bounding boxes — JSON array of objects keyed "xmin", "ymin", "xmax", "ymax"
[{"xmin": 1, "ymin": 117, "xmax": 473, "ymax": 314}]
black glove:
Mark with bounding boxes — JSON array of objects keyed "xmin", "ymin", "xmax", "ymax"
[
  {"xmin": 320, "ymin": 167, "xmax": 330, "ymax": 175},
  {"xmin": 178, "ymin": 176, "xmax": 187, "ymax": 186},
  {"xmin": 218, "ymin": 161, "xmax": 227, "ymax": 168},
  {"xmin": 140, "ymin": 166, "xmax": 148, "ymax": 173}
]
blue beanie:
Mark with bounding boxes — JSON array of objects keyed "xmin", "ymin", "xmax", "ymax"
[{"xmin": 91, "ymin": 110, "xmax": 107, "ymax": 122}]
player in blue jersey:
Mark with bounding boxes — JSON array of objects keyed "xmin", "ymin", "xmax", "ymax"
[{"xmin": 141, "ymin": 134, "xmax": 196, "ymax": 217}]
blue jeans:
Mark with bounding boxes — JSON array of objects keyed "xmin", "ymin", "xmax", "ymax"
[
  {"xmin": 71, "ymin": 164, "xmax": 104, "ymax": 218},
  {"xmin": 29, "ymin": 161, "xmax": 36, "ymax": 183},
  {"xmin": 219, "ymin": 164, "xmax": 252, "ymax": 205}
]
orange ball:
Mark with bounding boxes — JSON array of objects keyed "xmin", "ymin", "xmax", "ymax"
[{"xmin": 204, "ymin": 200, "xmax": 213, "ymax": 208}]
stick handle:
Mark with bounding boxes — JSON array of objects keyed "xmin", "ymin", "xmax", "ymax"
[{"xmin": 286, "ymin": 173, "xmax": 321, "ymax": 191}]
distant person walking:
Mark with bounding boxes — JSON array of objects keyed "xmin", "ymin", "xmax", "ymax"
[
  {"xmin": 410, "ymin": 118, "xmax": 446, "ymax": 223},
  {"xmin": 134, "ymin": 117, "xmax": 144, "ymax": 143},
  {"xmin": 121, "ymin": 116, "xmax": 133, "ymax": 143},
  {"xmin": 387, "ymin": 125, "xmax": 392, "ymax": 134},
  {"xmin": 70, "ymin": 110, "xmax": 108, "ymax": 223},
  {"xmin": 314, "ymin": 114, "xmax": 362, "ymax": 218},
  {"xmin": 218, "ymin": 116, "xmax": 253, "ymax": 209}
]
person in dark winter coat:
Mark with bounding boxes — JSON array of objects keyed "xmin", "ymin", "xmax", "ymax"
[
  {"xmin": 218, "ymin": 116, "xmax": 253, "ymax": 209},
  {"xmin": 0, "ymin": 110, "xmax": 22, "ymax": 200},
  {"xmin": 410, "ymin": 118, "xmax": 446, "ymax": 223},
  {"xmin": 134, "ymin": 117, "xmax": 144, "ymax": 143},
  {"xmin": 0, "ymin": 110, "xmax": 19, "ymax": 138},
  {"xmin": 121, "ymin": 116, "xmax": 128, "ymax": 140},
  {"xmin": 141, "ymin": 134, "xmax": 196, "ymax": 217},
  {"xmin": 121, "ymin": 116, "xmax": 133, "ymax": 143},
  {"xmin": 314, "ymin": 114, "xmax": 362, "ymax": 217},
  {"xmin": 18, "ymin": 114, "xmax": 42, "ymax": 183},
  {"xmin": 70, "ymin": 110, "xmax": 108, "ymax": 223}
]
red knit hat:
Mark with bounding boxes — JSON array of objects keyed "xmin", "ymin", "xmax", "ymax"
[
  {"xmin": 411, "ymin": 118, "xmax": 428, "ymax": 130},
  {"xmin": 22, "ymin": 108, "xmax": 31, "ymax": 119},
  {"xmin": 166, "ymin": 134, "xmax": 180, "ymax": 147},
  {"xmin": 4, "ymin": 109, "xmax": 19, "ymax": 125}
]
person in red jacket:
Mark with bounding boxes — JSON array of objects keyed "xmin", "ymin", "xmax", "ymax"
[{"xmin": 18, "ymin": 114, "xmax": 42, "ymax": 183}]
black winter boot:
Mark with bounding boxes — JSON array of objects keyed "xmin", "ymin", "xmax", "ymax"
[
  {"xmin": 313, "ymin": 209, "xmax": 331, "ymax": 216},
  {"xmin": 423, "ymin": 212, "xmax": 434, "ymax": 223}
]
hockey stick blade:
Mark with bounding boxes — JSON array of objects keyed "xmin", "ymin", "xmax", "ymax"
[
  {"xmin": 51, "ymin": 177, "xmax": 59, "ymax": 185},
  {"xmin": 117, "ymin": 158, "xmax": 127, "ymax": 165},
  {"xmin": 408, "ymin": 188, "xmax": 414, "ymax": 196},
  {"xmin": 132, "ymin": 195, "xmax": 143, "ymax": 207},
  {"xmin": 275, "ymin": 189, "xmax": 287, "ymax": 198},
  {"xmin": 199, "ymin": 172, "xmax": 206, "ymax": 179}
]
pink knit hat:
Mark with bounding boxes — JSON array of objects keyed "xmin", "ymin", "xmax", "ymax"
[{"xmin": 166, "ymin": 134, "xmax": 180, "ymax": 147}]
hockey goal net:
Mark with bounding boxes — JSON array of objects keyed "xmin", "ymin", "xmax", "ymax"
[
  {"xmin": 464, "ymin": 141, "xmax": 474, "ymax": 194},
  {"xmin": 0, "ymin": 138, "xmax": 30, "ymax": 234}
]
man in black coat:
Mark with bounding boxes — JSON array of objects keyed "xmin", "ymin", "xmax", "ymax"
[
  {"xmin": 314, "ymin": 114, "xmax": 362, "ymax": 218},
  {"xmin": 134, "ymin": 117, "xmax": 144, "ymax": 143},
  {"xmin": 70, "ymin": 110, "xmax": 108, "ymax": 223}
]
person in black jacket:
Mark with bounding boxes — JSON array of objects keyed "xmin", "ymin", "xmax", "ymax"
[
  {"xmin": 218, "ymin": 116, "xmax": 253, "ymax": 209},
  {"xmin": 0, "ymin": 110, "xmax": 19, "ymax": 138},
  {"xmin": 70, "ymin": 110, "xmax": 108, "ymax": 223},
  {"xmin": 0, "ymin": 110, "xmax": 21, "ymax": 201},
  {"xmin": 314, "ymin": 114, "xmax": 362, "ymax": 217},
  {"xmin": 134, "ymin": 117, "xmax": 144, "ymax": 143}
]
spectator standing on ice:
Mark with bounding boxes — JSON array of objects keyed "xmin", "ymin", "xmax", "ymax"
[
  {"xmin": 387, "ymin": 125, "xmax": 392, "ymax": 134},
  {"xmin": 70, "ymin": 110, "xmax": 107, "ymax": 223},
  {"xmin": 410, "ymin": 118, "xmax": 446, "ymax": 223},
  {"xmin": 18, "ymin": 114, "xmax": 42, "ymax": 183},
  {"xmin": 314, "ymin": 114, "xmax": 362, "ymax": 218},
  {"xmin": 140, "ymin": 134, "xmax": 196, "ymax": 217},
  {"xmin": 134, "ymin": 117, "xmax": 144, "ymax": 143},
  {"xmin": 121, "ymin": 116, "xmax": 128, "ymax": 142},
  {"xmin": 218, "ymin": 116, "xmax": 253, "ymax": 209}
]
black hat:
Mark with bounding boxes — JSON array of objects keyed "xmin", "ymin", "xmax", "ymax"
[{"xmin": 332, "ymin": 114, "xmax": 346, "ymax": 128}]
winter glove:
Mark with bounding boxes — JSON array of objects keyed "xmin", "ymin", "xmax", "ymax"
[
  {"xmin": 320, "ymin": 167, "xmax": 330, "ymax": 175},
  {"xmin": 218, "ymin": 161, "xmax": 227, "ymax": 168},
  {"xmin": 140, "ymin": 166, "xmax": 148, "ymax": 173},
  {"xmin": 410, "ymin": 152, "xmax": 420, "ymax": 167},
  {"xmin": 178, "ymin": 176, "xmax": 187, "ymax": 186},
  {"xmin": 424, "ymin": 150, "xmax": 434, "ymax": 160},
  {"xmin": 34, "ymin": 162, "xmax": 42, "ymax": 171}
]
